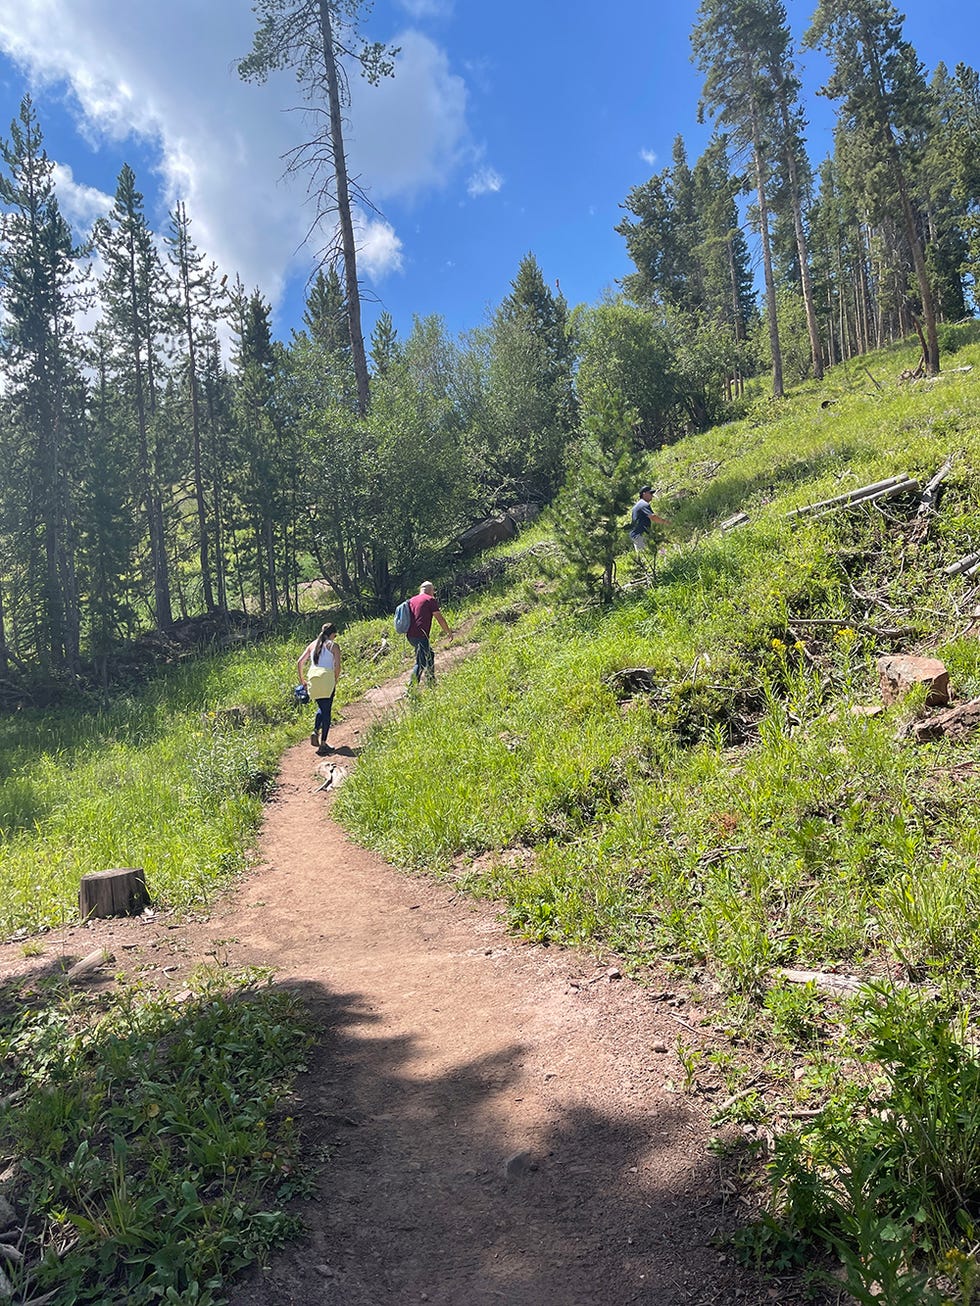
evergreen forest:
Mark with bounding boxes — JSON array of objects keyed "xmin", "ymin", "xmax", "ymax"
[{"xmin": 1, "ymin": 0, "xmax": 979, "ymax": 694}]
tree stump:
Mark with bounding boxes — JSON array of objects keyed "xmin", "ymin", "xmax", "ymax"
[{"xmin": 79, "ymin": 868, "xmax": 150, "ymax": 920}]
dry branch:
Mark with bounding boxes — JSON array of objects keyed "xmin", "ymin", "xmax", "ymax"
[
  {"xmin": 945, "ymin": 551, "xmax": 980, "ymax": 578},
  {"xmin": 811, "ymin": 478, "xmax": 920, "ymax": 519},
  {"xmin": 918, "ymin": 454, "xmax": 956, "ymax": 507},
  {"xmin": 65, "ymin": 948, "xmax": 115, "ymax": 983},
  {"xmin": 777, "ymin": 967, "xmax": 866, "ymax": 997},
  {"xmin": 786, "ymin": 474, "xmax": 914, "ymax": 521},
  {"xmin": 719, "ymin": 512, "xmax": 750, "ymax": 532}
]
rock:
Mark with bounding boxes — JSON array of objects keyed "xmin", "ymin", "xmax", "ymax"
[
  {"xmin": 607, "ymin": 967, "xmax": 622, "ymax": 980},
  {"xmin": 909, "ymin": 698, "xmax": 980, "ymax": 744},
  {"xmin": 504, "ymin": 1149, "xmax": 534, "ymax": 1179},
  {"xmin": 457, "ymin": 514, "xmax": 518, "ymax": 555},
  {"xmin": 0, "ymin": 1197, "xmax": 14, "ymax": 1231},
  {"xmin": 0, "ymin": 1266, "xmax": 11, "ymax": 1299},
  {"xmin": 877, "ymin": 654, "xmax": 949, "ymax": 707},
  {"xmin": 850, "ymin": 704, "xmax": 884, "ymax": 717}
]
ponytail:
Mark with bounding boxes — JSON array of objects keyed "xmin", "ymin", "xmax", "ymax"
[{"xmin": 313, "ymin": 623, "xmax": 337, "ymax": 663}]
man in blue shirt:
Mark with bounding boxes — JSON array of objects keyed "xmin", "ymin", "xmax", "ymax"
[{"xmin": 629, "ymin": 485, "xmax": 670, "ymax": 555}]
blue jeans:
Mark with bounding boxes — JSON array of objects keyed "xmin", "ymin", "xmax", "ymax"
[
  {"xmin": 314, "ymin": 695, "xmax": 334, "ymax": 739},
  {"xmin": 408, "ymin": 635, "xmax": 435, "ymax": 685}
]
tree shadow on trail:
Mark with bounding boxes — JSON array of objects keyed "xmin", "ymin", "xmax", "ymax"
[{"xmin": 231, "ymin": 979, "xmax": 821, "ymax": 1306}]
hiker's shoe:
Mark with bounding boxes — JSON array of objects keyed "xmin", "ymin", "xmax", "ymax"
[{"xmin": 310, "ymin": 731, "xmax": 319, "ymax": 747}]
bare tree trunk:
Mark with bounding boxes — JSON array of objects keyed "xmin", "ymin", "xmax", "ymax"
[
  {"xmin": 0, "ymin": 569, "xmax": 8, "ymax": 677},
  {"xmin": 772, "ymin": 77, "xmax": 823, "ymax": 380},
  {"xmin": 317, "ymin": 0, "xmax": 371, "ymax": 415},
  {"xmin": 751, "ymin": 140, "xmax": 783, "ymax": 397},
  {"xmin": 726, "ymin": 236, "xmax": 744, "ymax": 342}
]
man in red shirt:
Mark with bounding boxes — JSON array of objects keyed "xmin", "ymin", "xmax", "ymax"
[{"xmin": 407, "ymin": 581, "xmax": 453, "ymax": 687}]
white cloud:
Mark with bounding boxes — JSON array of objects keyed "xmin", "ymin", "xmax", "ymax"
[
  {"xmin": 349, "ymin": 30, "xmax": 467, "ymax": 201},
  {"xmin": 640, "ymin": 148, "xmax": 657, "ymax": 167},
  {"xmin": 51, "ymin": 163, "xmax": 112, "ymax": 228},
  {"xmin": 466, "ymin": 165, "xmax": 502, "ymax": 198},
  {"xmin": 0, "ymin": 1, "xmax": 469, "ymax": 311},
  {"xmin": 396, "ymin": 0, "xmax": 454, "ymax": 18},
  {"xmin": 354, "ymin": 212, "xmax": 404, "ymax": 279}
]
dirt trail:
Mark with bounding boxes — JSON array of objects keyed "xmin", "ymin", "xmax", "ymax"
[
  {"xmin": 0, "ymin": 652, "xmax": 797, "ymax": 1305},
  {"xmin": 222, "ymin": 655, "xmax": 787, "ymax": 1306}
]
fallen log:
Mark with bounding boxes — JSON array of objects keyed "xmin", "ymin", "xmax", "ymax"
[
  {"xmin": 719, "ymin": 511, "xmax": 749, "ymax": 532},
  {"xmin": 777, "ymin": 967, "xmax": 866, "ymax": 997},
  {"xmin": 786, "ymin": 474, "xmax": 914, "ymax": 520},
  {"xmin": 66, "ymin": 948, "xmax": 115, "ymax": 983},
  {"xmin": 812, "ymin": 477, "xmax": 920, "ymax": 518},
  {"xmin": 916, "ymin": 454, "xmax": 956, "ymax": 515}
]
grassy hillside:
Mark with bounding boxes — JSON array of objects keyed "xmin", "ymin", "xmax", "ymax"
[
  {"xmin": 3, "ymin": 332, "xmax": 980, "ymax": 1301},
  {"xmin": 0, "ymin": 617, "xmax": 406, "ymax": 937},
  {"xmin": 334, "ymin": 336, "xmax": 980, "ymax": 1300},
  {"xmin": 338, "ymin": 336, "xmax": 980, "ymax": 989}
]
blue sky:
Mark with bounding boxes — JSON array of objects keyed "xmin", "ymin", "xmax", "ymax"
[{"xmin": 0, "ymin": 1, "xmax": 975, "ymax": 348}]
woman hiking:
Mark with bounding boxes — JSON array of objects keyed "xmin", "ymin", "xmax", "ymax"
[{"xmin": 297, "ymin": 622, "xmax": 342, "ymax": 756}]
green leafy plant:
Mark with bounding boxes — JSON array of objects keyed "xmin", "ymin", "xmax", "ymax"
[
  {"xmin": 763, "ymin": 984, "xmax": 980, "ymax": 1299},
  {"xmin": 0, "ymin": 969, "xmax": 313, "ymax": 1304}
]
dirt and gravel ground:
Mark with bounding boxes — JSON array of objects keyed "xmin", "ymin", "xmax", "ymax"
[{"xmin": 0, "ymin": 653, "xmax": 814, "ymax": 1305}]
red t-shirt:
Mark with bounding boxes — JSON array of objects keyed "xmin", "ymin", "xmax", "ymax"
[{"xmin": 407, "ymin": 593, "xmax": 439, "ymax": 639}]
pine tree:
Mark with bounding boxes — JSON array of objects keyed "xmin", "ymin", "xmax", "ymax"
[
  {"xmin": 618, "ymin": 146, "xmax": 700, "ymax": 310},
  {"xmin": 303, "ymin": 264, "xmax": 350, "ymax": 357},
  {"xmin": 93, "ymin": 164, "xmax": 175, "ymax": 628},
  {"xmin": 805, "ymin": 0, "xmax": 941, "ymax": 374},
  {"xmin": 229, "ymin": 285, "xmax": 288, "ymax": 615},
  {"xmin": 370, "ymin": 310, "xmax": 398, "ymax": 376},
  {"xmin": 759, "ymin": 4, "xmax": 824, "ymax": 380},
  {"xmin": 693, "ymin": 0, "xmax": 786, "ymax": 396},
  {"xmin": 921, "ymin": 62, "xmax": 980, "ymax": 320},
  {"xmin": 166, "ymin": 201, "xmax": 227, "ymax": 613},
  {"xmin": 485, "ymin": 253, "xmax": 577, "ymax": 502},
  {"xmin": 691, "ymin": 135, "xmax": 755, "ymax": 339},
  {"xmin": 550, "ymin": 393, "xmax": 641, "ymax": 604},
  {"xmin": 0, "ymin": 96, "xmax": 87, "ymax": 668}
]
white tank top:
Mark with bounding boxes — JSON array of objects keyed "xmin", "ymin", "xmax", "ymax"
[{"xmin": 313, "ymin": 639, "xmax": 335, "ymax": 669}]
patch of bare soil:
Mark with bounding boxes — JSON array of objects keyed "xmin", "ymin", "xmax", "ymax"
[{"xmin": 0, "ymin": 648, "xmax": 812, "ymax": 1305}]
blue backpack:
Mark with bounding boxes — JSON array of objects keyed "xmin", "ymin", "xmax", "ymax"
[{"xmin": 393, "ymin": 600, "xmax": 412, "ymax": 635}]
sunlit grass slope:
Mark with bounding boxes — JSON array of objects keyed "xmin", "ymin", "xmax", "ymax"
[
  {"xmin": 337, "ymin": 336, "xmax": 980, "ymax": 991},
  {"xmin": 0, "ymin": 618, "xmax": 404, "ymax": 936}
]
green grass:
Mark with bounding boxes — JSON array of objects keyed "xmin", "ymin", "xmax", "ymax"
[
  {"xmin": 337, "ymin": 338, "xmax": 980, "ymax": 989},
  {"xmin": 332, "ymin": 336, "xmax": 980, "ymax": 1294},
  {"xmin": 5, "ymin": 335, "xmax": 980, "ymax": 1297},
  {"xmin": 0, "ymin": 966, "xmax": 313, "ymax": 1305},
  {"xmin": 0, "ymin": 616, "xmax": 409, "ymax": 938}
]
